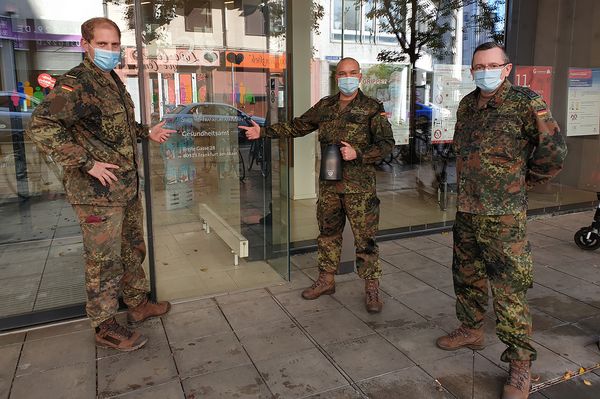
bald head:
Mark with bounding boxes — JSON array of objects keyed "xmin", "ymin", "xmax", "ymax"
[{"xmin": 336, "ymin": 57, "xmax": 360, "ymax": 73}]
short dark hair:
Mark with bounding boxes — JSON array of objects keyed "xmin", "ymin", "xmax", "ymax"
[
  {"xmin": 81, "ymin": 17, "xmax": 121, "ymax": 42},
  {"xmin": 472, "ymin": 42, "xmax": 510, "ymax": 65}
]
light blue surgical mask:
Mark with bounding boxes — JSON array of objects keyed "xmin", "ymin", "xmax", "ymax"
[
  {"xmin": 338, "ymin": 77, "xmax": 360, "ymax": 96},
  {"xmin": 473, "ymin": 68, "xmax": 504, "ymax": 92},
  {"xmin": 93, "ymin": 47, "xmax": 121, "ymax": 72}
]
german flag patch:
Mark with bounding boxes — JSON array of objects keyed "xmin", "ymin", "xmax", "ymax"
[
  {"xmin": 61, "ymin": 85, "xmax": 74, "ymax": 92},
  {"xmin": 536, "ymin": 108, "xmax": 548, "ymax": 117}
]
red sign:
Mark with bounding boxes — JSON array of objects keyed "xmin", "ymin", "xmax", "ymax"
[
  {"xmin": 514, "ymin": 66, "xmax": 553, "ymax": 108},
  {"xmin": 225, "ymin": 51, "xmax": 286, "ymax": 71},
  {"xmin": 37, "ymin": 73, "xmax": 56, "ymax": 89}
]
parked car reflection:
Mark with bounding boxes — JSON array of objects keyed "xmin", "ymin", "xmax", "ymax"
[{"xmin": 162, "ymin": 102, "xmax": 266, "ymax": 143}]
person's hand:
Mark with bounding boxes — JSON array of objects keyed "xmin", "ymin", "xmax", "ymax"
[
  {"xmin": 238, "ymin": 120, "xmax": 261, "ymax": 140},
  {"xmin": 87, "ymin": 161, "xmax": 119, "ymax": 186},
  {"xmin": 149, "ymin": 120, "xmax": 176, "ymax": 143},
  {"xmin": 340, "ymin": 141, "xmax": 357, "ymax": 161}
]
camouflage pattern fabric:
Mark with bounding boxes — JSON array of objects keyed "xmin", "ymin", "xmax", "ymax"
[
  {"xmin": 27, "ymin": 57, "xmax": 151, "ymax": 327},
  {"xmin": 317, "ymin": 190, "xmax": 381, "ymax": 279},
  {"xmin": 27, "ymin": 57, "xmax": 148, "ymax": 206},
  {"xmin": 263, "ymin": 89, "xmax": 393, "ymax": 276},
  {"xmin": 262, "ymin": 89, "xmax": 395, "ymax": 194},
  {"xmin": 453, "ymin": 80, "xmax": 567, "ymax": 215},
  {"xmin": 73, "ymin": 197, "xmax": 149, "ymax": 327},
  {"xmin": 453, "ymin": 211, "xmax": 535, "ymax": 362}
]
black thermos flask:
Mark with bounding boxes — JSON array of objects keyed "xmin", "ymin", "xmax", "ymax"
[{"xmin": 320, "ymin": 143, "xmax": 343, "ymax": 181}]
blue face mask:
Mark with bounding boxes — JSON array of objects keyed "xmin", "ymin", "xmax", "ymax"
[
  {"xmin": 93, "ymin": 48, "xmax": 121, "ymax": 72},
  {"xmin": 473, "ymin": 68, "xmax": 504, "ymax": 92},
  {"xmin": 338, "ymin": 77, "xmax": 360, "ymax": 96}
]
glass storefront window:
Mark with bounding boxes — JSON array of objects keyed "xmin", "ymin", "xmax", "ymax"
[{"xmin": 135, "ymin": 0, "xmax": 291, "ymax": 301}]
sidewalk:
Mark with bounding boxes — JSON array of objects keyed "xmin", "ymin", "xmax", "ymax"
[{"xmin": 1, "ymin": 210, "xmax": 599, "ymax": 399}]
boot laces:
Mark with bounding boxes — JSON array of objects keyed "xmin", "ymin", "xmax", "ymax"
[
  {"xmin": 311, "ymin": 273, "xmax": 330, "ymax": 289},
  {"xmin": 366, "ymin": 281, "xmax": 379, "ymax": 302},
  {"xmin": 507, "ymin": 362, "xmax": 530, "ymax": 391},
  {"xmin": 104, "ymin": 319, "xmax": 133, "ymax": 339},
  {"xmin": 448, "ymin": 325, "xmax": 470, "ymax": 339}
]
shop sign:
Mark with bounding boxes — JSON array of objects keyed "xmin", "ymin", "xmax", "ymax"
[
  {"xmin": 225, "ymin": 51, "xmax": 286, "ymax": 71},
  {"xmin": 37, "ymin": 73, "xmax": 56, "ymax": 89},
  {"xmin": 0, "ymin": 16, "xmax": 81, "ymax": 50},
  {"xmin": 514, "ymin": 66, "xmax": 553, "ymax": 107},
  {"xmin": 125, "ymin": 48, "xmax": 220, "ymax": 72}
]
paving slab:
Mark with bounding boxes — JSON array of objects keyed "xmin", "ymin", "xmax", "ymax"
[
  {"xmin": 532, "ymin": 324, "xmax": 600, "ymax": 367},
  {"xmin": 171, "ymin": 331, "xmax": 251, "ymax": 379},
  {"xmin": 182, "ymin": 364, "xmax": 272, "ymax": 399},
  {"xmin": 396, "ymin": 287, "xmax": 456, "ymax": 321},
  {"xmin": 303, "ymin": 385, "xmax": 363, "ymax": 399},
  {"xmin": 274, "ymin": 290, "xmax": 343, "ymax": 319},
  {"xmin": 236, "ymin": 319, "xmax": 315, "ymax": 362},
  {"xmin": 381, "ymin": 251, "xmax": 444, "ymax": 272},
  {"xmin": 17, "ymin": 329, "xmax": 94, "ymax": 376},
  {"xmin": 255, "ymin": 348, "xmax": 347, "ymax": 399},
  {"xmin": 358, "ymin": 366, "xmax": 455, "ymax": 399},
  {"xmin": 97, "ymin": 345, "xmax": 178, "ymax": 398},
  {"xmin": 538, "ymin": 371, "xmax": 600, "ymax": 398},
  {"xmin": 110, "ymin": 379, "xmax": 184, "ymax": 399},
  {"xmin": 298, "ymin": 308, "xmax": 373, "ymax": 347},
  {"xmin": 528, "ymin": 284, "xmax": 600, "ymax": 323},
  {"xmin": 10, "ymin": 362, "xmax": 95, "ymax": 399},
  {"xmin": 332, "ymin": 280, "xmax": 426, "ymax": 331},
  {"xmin": 379, "ymin": 271, "xmax": 432, "ymax": 297},
  {"xmin": 381, "ymin": 320, "xmax": 468, "ymax": 364},
  {"xmin": 219, "ymin": 295, "xmax": 290, "ymax": 330},
  {"xmin": 324, "ymin": 333, "xmax": 413, "ymax": 380},
  {"xmin": 0, "ymin": 344, "xmax": 20, "ymax": 399},
  {"xmin": 404, "ymin": 262, "xmax": 453, "ymax": 289},
  {"xmin": 420, "ymin": 352, "xmax": 507, "ymax": 399},
  {"xmin": 162, "ymin": 305, "xmax": 231, "ymax": 343}
]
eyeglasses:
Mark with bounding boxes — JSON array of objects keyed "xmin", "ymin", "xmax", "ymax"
[{"xmin": 472, "ymin": 63, "xmax": 508, "ymax": 72}]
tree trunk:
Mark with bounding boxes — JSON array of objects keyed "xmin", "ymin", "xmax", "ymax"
[{"xmin": 406, "ymin": 61, "xmax": 418, "ymax": 165}]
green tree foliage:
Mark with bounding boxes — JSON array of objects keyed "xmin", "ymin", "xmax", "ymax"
[{"xmin": 361, "ymin": 0, "xmax": 504, "ymax": 163}]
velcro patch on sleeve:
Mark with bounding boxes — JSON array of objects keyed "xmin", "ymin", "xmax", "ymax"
[{"xmin": 60, "ymin": 85, "xmax": 74, "ymax": 92}]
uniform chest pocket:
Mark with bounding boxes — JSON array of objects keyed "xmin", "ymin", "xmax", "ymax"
[
  {"xmin": 99, "ymin": 97, "xmax": 129, "ymax": 144},
  {"xmin": 343, "ymin": 113, "xmax": 370, "ymax": 144},
  {"xmin": 481, "ymin": 116, "xmax": 523, "ymax": 160}
]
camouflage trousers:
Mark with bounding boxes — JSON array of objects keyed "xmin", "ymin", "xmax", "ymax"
[
  {"xmin": 73, "ymin": 197, "xmax": 149, "ymax": 327},
  {"xmin": 453, "ymin": 211, "xmax": 536, "ymax": 362},
  {"xmin": 317, "ymin": 189, "xmax": 381, "ymax": 280}
]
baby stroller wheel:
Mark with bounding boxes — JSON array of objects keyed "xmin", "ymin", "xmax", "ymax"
[{"xmin": 574, "ymin": 227, "xmax": 600, "ymax": 250}]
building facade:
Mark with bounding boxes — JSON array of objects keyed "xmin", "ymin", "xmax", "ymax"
[{"xmin": 0, "ymin": 0, "xmax": 598, "ymax": 330}]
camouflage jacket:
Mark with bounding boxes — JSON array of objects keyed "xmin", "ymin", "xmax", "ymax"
[
  {"xmin": 27, "ymin": 58, "xmax": 148, "ymax": 206},
  {"xmin": 261, "ymin": 89, "xmax": 395, "ymax": 193},
  {"xmin": 453, "ymin": 80, "xmax": 567, "ymax": 215}
]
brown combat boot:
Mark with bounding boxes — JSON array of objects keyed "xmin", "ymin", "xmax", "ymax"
[
  {"xmin": 365, "ymin": 279, "xmax": 383, "ymax": 313},
  {"xmin": 95, "ymin": 318, "xmax": 148, "ymax": 352},
  {"xmin": 302, "ymin": 271, "xmax": 335, "ymax": 300},
  {"xmin": 436, "ymin": 324, "xmax": 485, "ymax": 350},
  {"xmin": 127, "ymin": 296, "xmax": 171, "ymax": 327},
  {"xmin": 502, "ymin": 360, "xmax": 531, "ymax": 399}
]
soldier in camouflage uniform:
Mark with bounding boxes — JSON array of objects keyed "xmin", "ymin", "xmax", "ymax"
[
  {"xmin": 240, "ymin": 58, "xmax": 394, "ymax": 313},
  {"xmin": 436, "ymin": 43, "xmax": 567, "ymax": 399},
  {"xmin": 27, "ymin": 18, "xmax": 175, "ymax": 352}
]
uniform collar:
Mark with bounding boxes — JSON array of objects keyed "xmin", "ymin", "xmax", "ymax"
[
  {"xmin": 334, "ymin": 88, "xmax": 364, "ymax": 112},
  {"xmin": 83, "ymin": 57, "xmax": 124, "ymax": 91},
  {"xmin": 473, "ymin": 79, "xmax": 512, "ymax": 109}
]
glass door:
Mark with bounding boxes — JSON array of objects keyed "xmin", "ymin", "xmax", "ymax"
[{"xmin": 135, "ymin": 0, "xmax": 290, "ymax": 301}]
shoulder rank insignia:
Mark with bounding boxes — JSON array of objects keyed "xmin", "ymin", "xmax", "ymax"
[{"xmin": 513, "ymin": 85, "xmax": 541, "ymax": 100}]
